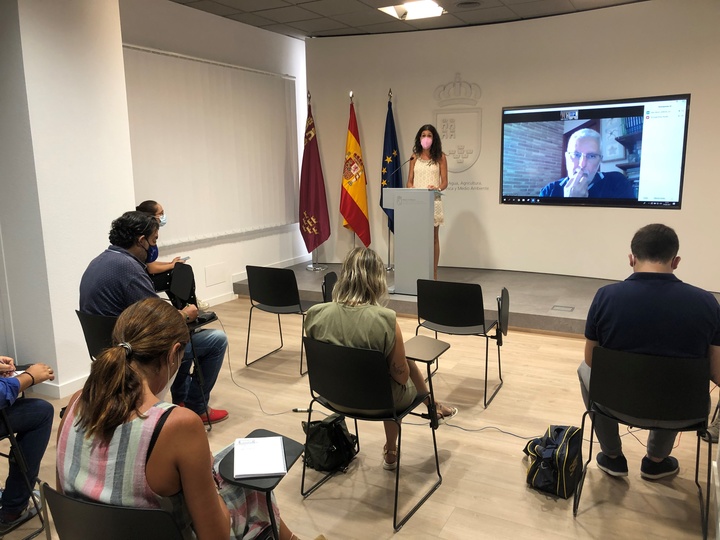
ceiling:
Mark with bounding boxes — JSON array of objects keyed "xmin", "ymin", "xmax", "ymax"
[{"xmin": 169, "ymin": 0, "xmax": 648, "ymax": 40}]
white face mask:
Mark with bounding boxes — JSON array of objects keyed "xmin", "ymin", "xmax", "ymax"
[{"xmin": 154, "ymin": 356, "xmax": 180, "ymax": 401}]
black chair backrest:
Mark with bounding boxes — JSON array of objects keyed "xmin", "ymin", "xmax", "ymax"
[
  {"xmin": 42, "ymin": 483, "xmax": 184, "ymax": 540},
  {"xmin": 75, "ymin": 310, "xmax": 118, "ymax": 360},
  {"xmin": 417, "ymin": 279, "xmax": 485, "ymax": 328},
  {"xmin": 590, "ymin": 346, "xmax": 709, "ymax": 422},
  {"xmin": 169, "ymin": 263, "xmax": 195, "ymax": 304},
  {"xmin": 246, "ymin": 265, "xmax": 301, "ymax": 308},
  {"xmin": 498, "ymin": 287, "xmax": 509, "ymax": 337},
  {"xmin": 322, "ymin": 271, "xmax": 337, "ymax": 303},
  {"xmin": 303, "ymin": 337, "xmax": 395, "ymax": 413}
]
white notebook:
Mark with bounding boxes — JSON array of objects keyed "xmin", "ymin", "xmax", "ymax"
[{"xmin": 233, "ymin": 436, "xmax": 287, "ymax": 479}]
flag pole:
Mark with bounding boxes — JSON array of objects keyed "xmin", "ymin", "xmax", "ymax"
[
  {"xmin": 386, "ymin": 227, "xmax": 393, "ymax": 272},
  {"xmin": 385, "ymin": 89, "xmax": 394, "ymax": 272},
  {"xmin": 306, "ymin": 248, "xmax": 326, "ymax": 271}
]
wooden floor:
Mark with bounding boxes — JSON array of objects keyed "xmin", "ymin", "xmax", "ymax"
[{"xmin": 7, "ymin": 296, "xmax": 716, "ymax": 539}]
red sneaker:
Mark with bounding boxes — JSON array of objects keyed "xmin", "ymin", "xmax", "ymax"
[{"xmin": 198, "ymin": 407, "xmax": 229, "ymax": 425}]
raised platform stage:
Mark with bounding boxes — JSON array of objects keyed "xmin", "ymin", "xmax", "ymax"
[{"xmin": 233, "ymin": 263, "xmax": 622, "ymax": 335}]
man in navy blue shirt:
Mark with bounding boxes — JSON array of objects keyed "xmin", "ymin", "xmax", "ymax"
[
  {"xmin": 80, "ymin": 212, "xmax": 229, "ymax": 424},
  {"xmin": 579, "ymin": 224, "xmax": 720, "ymax": 479},
  {"xmin": 540, "ymin": 128, "xmax": 635, "ymax": 199}
]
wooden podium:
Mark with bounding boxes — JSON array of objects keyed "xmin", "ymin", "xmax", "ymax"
[{"xmin": 382, "ymin": 188, "xmax": 434, "ymax": 295}]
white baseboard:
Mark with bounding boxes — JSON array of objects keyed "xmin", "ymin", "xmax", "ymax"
[
  {"xmin": 232, "ymin": 255, "xmax": 311, "ymax": 283},
  {"xmin": 205, "ymin": 292, "xmax": 237, "ymax": 307},
  {"xmin": 26, "ymin": 373, "xmax": 88, "ymax": 400}
]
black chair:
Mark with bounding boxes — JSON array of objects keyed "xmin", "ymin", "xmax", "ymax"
[
  {"xmin": 245, "ymin": 266, "xmax": 307, "ymax": 375},
  {"xmin": 41, "ymin": 482, "xmax": 183, "ymax": 540},
  {"xmin": 301, "ymin": 337, "xmax": 442, "ymax": 531},
  {"xmin": 167, "ymin": 264, "xmax": 200, "ymax": 311},
  {"xmin": 573, "ymin": 347, "xmax": 712, "ymax": 539},
  {"xmin": 321, "ymin": 271, "xmax": 337, "ymax": 303},
  {"xmin": 168, "ymin": 263, "xmax": 216, "ymax": 429},
  {"xmin": 0, "ymin": 408, "xmax": 44, "ymax": 539},
  {"xmin": 416, "ymin": 280, "xmax": 507, "ymax": 407},
  {"xmin": 75, "ymin": 311, "xmax": 117, "ymax": 361},
  {"xmin": 149, "ymin": 269, "xmax": 173, "ymax": 293}
]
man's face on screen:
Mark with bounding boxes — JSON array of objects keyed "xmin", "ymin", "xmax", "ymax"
[{"xmin": 565, "ymin": 137, "xmax": 602, "ymax": 179}]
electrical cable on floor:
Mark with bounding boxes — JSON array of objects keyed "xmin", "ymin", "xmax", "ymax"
[{"xmin": 213, "ymin": 314, "xmax": 719, "ymax": 446}]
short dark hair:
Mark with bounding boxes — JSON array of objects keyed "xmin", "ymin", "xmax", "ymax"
[
  {"xmin": 135, "ymin": 200, "xmax": 159, "ymax": 215},
  {"xmin": 630, "ymin": 223, "xmax": 679, "ymax": 263},
  {"xmin": 108, "ymin": 211, "xmax": 158, "ymax": 249}
]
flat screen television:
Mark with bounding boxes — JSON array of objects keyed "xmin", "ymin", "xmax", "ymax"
[{"xmin": 500, "ymin": 94, "xmax": 690, "ymax": 208}]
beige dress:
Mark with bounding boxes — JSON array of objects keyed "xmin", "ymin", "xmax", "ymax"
[{"xmin": 412, "ymin": 157, "xmax": 444, "ymax": 226}]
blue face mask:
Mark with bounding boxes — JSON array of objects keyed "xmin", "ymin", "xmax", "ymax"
[
  {"xmin": 158, "ymin": 214, "xmax": 167, "ymax": 227},
  {"xmin": 146, "ymin": 244, "xmax": 159, "ymax": 264}
]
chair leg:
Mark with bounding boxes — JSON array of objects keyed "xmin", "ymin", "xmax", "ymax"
[
  {"xmin": 573, "ymin": 410, "xmax": 595, "ymax": 517},
  {"xmin": 245, "ymin": 306, "xmax": 284, "ymax": 367},
  {"xmin": 694, "ymin": 433, "xmax": 711, "ymax": 539},
  {"xmin": 299, "ymin": 314, "xmax": 307, "ymax": 377},
  {"xmin": 483, "ymin": 336, "xmax": 503, "ymax": 408},
  {"xmin": 392, "ymin": 417, "xmax": 443, "ymax": 531},
  {"xmin": 1, "ymin": 411, "xmax": 45, "ymax": 540}
]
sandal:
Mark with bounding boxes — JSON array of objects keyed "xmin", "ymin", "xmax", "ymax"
[
  {"xmin": 436, "ymin": 402, "xmax": 459, "ymax": 424},
  {"xmin": 383, "ymin": 444, "xmax": 398, "ymax": 470}
]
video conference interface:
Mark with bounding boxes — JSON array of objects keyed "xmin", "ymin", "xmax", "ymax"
[{"xmin": 500, "ymin": 95, "xmax": 690, "ymax": 209}]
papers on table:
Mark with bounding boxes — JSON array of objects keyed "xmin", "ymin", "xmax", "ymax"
[{"xmin": 233, "ymin": 436, "xmax": 287, "ymax": 479}]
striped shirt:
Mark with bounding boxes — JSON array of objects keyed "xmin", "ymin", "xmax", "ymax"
[{"xmin": 57, "ymin": 399, "xmax": 277, "ymax": 539}]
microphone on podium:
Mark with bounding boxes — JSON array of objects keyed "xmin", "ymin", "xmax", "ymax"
[{"xmin": 385, "ymin": 155, "xmax": 414, "ymax": 179}]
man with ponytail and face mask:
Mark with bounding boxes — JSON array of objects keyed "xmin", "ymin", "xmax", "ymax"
[{"xmin": 79, "ymin": 211, "xmax": 229, "ymax": 424}]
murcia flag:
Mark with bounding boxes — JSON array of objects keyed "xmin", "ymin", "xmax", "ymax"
[
  {"xmin": 340, "ymin": 103, "xmax": 371, "ymax": 247},
  {"xmin": 299, "ymin": 103, "xmax": 330, "ymax": 253}
]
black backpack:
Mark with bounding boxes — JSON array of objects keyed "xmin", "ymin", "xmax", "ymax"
[
  {"xmin": 523, "ymin": 425, "xmax": 582, "ymax": 499},
  {"xmin": 302, "ymin": 413, "xmax": 358, "ymax": 472}
]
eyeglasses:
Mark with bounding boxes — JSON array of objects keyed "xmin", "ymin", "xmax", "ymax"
[{"xmin": 567, "ymin": 151, "xmax": 602, "ymax": 162}]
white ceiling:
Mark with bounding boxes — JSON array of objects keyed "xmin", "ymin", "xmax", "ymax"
[{"xmin": 169, "ymin": 0, "xmax": 649, "ymax": 39}]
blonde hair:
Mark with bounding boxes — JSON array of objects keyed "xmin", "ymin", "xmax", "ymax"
[{"xmin": 333, "ymin": 247, "xmax": 387, "ymax": 306}]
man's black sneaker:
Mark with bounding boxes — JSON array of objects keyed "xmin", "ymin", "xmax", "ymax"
[
  {"xmin": 640, "ymin": 456, "xmax": 679, "ymax": 480},
  {"xmin": 596, "ymin": 452, "xmax": 628, "ymax": 477}
]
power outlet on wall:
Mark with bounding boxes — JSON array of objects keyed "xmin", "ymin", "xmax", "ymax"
[{"xmin": 204, "ymin": 263, "xmax": 228, "ymax": 287}]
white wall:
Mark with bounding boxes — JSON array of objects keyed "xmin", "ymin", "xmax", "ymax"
[
  {"xmin": 119, "ymin": 0, "xmax": 310, "ymax": 301},
  {"xmin": 306, "ymin": 0, "xmax": 720, "ymax": 291},
  {"xmin": 1, "ymin": 0, "xmax": 134, "ymax": 397},
  {"xmin": 0, "ymin": 0, "xmax": 309, "ymax": 398}
]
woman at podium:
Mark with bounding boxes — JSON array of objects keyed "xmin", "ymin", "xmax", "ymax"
[{"xmin": 407, "ymin": 124, "xmax": 448, "ymax": 280}]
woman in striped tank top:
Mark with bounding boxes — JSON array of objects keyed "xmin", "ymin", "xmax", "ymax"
[{"xmin": 57, "ymin": 298, "xmax": 309, "ymax": 540}]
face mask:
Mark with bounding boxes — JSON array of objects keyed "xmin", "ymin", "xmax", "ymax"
[
  {"xmin": 158, "ymin": 214, "xmax": 167, "ymax": 227},
  {"xmin": 420, "ymin": 137, "xmax": 432, "ymax": 150},
  {"xmin": 154, "ymin": 357, "xmax": 180, "ymax": 401},
  {"xmin": 146, "ymin": 244, "xmax": 159, "ymax": 264}
]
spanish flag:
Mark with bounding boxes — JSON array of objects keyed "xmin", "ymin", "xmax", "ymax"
[{"xmin": 340, "ymin": 103, "xmax": 371, "ymax": 247}]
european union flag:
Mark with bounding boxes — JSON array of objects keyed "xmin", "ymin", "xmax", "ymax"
[{"xmin": 379, "ymin": 100, "xmax": 402, "ymax": 233}]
